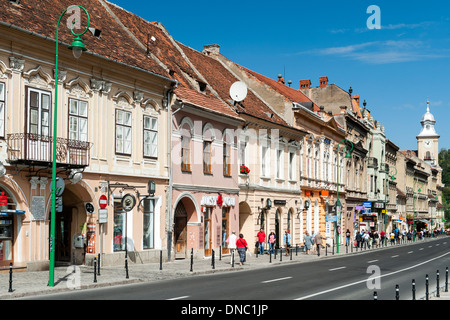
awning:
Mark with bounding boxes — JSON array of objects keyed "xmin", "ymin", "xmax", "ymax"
[{"xmin": 419, "ymin": 219, "xmax": 430, "ymax": 224}]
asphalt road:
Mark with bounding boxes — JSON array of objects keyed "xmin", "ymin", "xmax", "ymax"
[{"xmin": 23, "ymin": 237, "xmax": 450, "ymax": 301}]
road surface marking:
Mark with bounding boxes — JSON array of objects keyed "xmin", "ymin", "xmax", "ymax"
[
  {"xmin": 295, "ymin": 251, "xmax": 450, "ymax": 300},
  {"xmin": 262, "ymin": 277, "xmax": 292, "ymax": 284},
  {"xmin": 419, "ymin": 248, "xmax": 424, "ymax": 251},
  {"xmin": 329, "ymin": 267, "xmax": 346, "ymax": 271},
  {"xmin": 367, "ymin": 260, "xmax": 378, "ymax": 263},
  {"xmin": 167, "ymin": 296, "xmax": 189, "ymax": 300},
  {"xmin": 391, "ymin": 255, "xmax": 399, "ymax": 258},
  {"xmin": 408, "ymin": 251, "xmax": 413, "ymax": 254}
]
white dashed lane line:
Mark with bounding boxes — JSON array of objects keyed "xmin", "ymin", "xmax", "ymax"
[
  {"xmin": 261, "ymin": 277, "xmax": 292, "ymax": 284},
  {"xmin": 367, "ymin": 260, "xmax": 378, "ymax": 263},
  {"xmin": 329, "ymin": 267, "xmax": 346, "ymax": 271}
]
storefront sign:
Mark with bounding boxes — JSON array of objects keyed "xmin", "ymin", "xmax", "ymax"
[
  {"xmin": 374, "ymin": 202, "xmax": 384, "ymax": 209},
  {"xmin": 201, "ymin": 195, "xmax": 235, "ymax": 207},
  {"xmin": 274, "ymin": 200, "xmax": 286, "ymax": 206},
  {"xmin": 363, "ymin": 202, "xmax": 372, "ymax": 208},
  {"xmin": 98, "ymin": 209, "xmax": 108, "ymax": 224}
]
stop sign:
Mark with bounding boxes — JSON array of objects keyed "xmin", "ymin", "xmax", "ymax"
[{"xmin": 99, "ymin": 194, "xmax": 108, "ymax": 209}]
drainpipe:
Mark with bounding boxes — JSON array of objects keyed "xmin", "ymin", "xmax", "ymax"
[{"xmin": 166, "ymin": 82, "xmax": 179, "ymax": 261}]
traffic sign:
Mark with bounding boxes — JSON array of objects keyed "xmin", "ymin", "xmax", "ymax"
[{"xmin": 99, "ymin": 194, "xmax": 108, "ymax": 209}]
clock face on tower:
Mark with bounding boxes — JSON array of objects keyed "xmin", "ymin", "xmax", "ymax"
[{"xmin": 424, "ymin": 140, "xmax": 432, "ymax": 148}]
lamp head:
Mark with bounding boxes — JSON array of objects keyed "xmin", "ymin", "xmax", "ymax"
[
  {"xmin": 345, "ymin": 150, "xmax": 352, "ymax": 158},
  {"xmin": 69, "ymin": 36, "xmax": 87, "ymax": 59}
]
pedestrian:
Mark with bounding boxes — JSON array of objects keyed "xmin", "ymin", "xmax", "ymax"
[
  {"xmin": 226, "ymin": 231, "xmax": 237, "ymax": 264},
  {"xmin": 363, "ymin": 231, "xmax": 370, "ymax": 249},
  {"xmin": 268, "ymin": 231, "xmax": 276, "ymax": 254},
  {"xmin": 256, "ymin": 228, "xmax": 266, "ymax": 255},
  {"xmin": 355, "ymin": 231, "xmax": 362, "ymax": 248},
  {"xmin": 304, "ymin": 231, "xmax": 313, "ymax": 255},
  {"xmin": 345, "ymin": 229, "xmax": 351, "ymax": 247},
  {"xmin": 283, "ymin": 230, "xmax": 291, "ymax": 256},
  {"xmin": 314, "ymin": 232, "xmax": 323, "ymax": 256},
  {"xmin": 373, "ymin": 231, "xmax": 379, "ymax": 247},
  {"xmin": 380, "ymin": 230, "xmax": 385, "ymax": 246},
  {"xmin": 236, "ymin": 233, "xmax": 248, "ymax": 266}
]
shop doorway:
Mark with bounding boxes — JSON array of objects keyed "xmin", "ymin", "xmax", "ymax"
[
  {"xmin": 174, "ymin": 201, "xmax": 187, "ymax": 259},
  {"xmin": 55, "ymin": 208, "xmax": 72, "ymax": 263}
]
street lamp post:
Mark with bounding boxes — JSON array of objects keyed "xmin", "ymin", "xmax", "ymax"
[
  {"xmin": 336, "ymin": 139, "xmax": 353, "ymax": 253},
  {"xmin": 412, "ymin": 179, "xmax": 423, "ymax": 242},
  {"xmin": 49, "ymin": 5, "xmax": 90, "ymax": 287},
  {"xmin": 384, "ymin": 166, "xmax": 397, "ymax": 246}
]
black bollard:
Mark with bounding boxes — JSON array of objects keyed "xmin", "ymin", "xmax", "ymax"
[
  {"xmin": 290, "ymin": 247, "xmax": 292, "ymax": 260},
  {"xmin": 160, "ymin": 250, "xmax": 163, "ymax": 270},
  {"xmin": 373, "ymin": 291, "xmax": 378, "ymax": 300},
  {"xmin": 232, "ymin": 250, "xmax": 235, "ymax": 268},
  {"xmin": 296, "ymin": 245, "xmax": 298, "ymax": 256},
  {"xmin": 426, "ymin": 274, "xmax": 429, "ymax": 300},
  {"xmin": 190, "ymin": 248, "xmax": 193, "ymax": 272},
  {"xmin": 269, "ymin": 250, "xmax": 272, "ymax": 263},
  {"xmin": 219, "ymin": 246, "xmax": 222, "ymax": 261},
  {"xmin": 8, "ymin": 263, "xmax": 12, "ymax": 293},
  {"xmin": 212, "ymin": 249, "xmax": 215, "ymax": 270},
  {"xmin": 395, "ymin": 284, "xmax": 399, "ymax": 300},
  {"xmin": 280, "ymin": 248, "xmax": 282, "ymax": 262},
  {"xmin": 445, "ymin": 267, "xmax": 448, "ymax": 292},
  {"xmin": 437, "ymin": 270, "xmax": 440, "ymax": 298},
  {"xmin": 125, "ymin": 255, "xmax": 129, "ymax": 279},
  {"xmin": 93, "ymin": 257, "xmax": 97, "ymax": 283},
  {"xmin": 412, "ymin": 279, "xmax": 416, "ymax": 300},
  {"xmin": 97, "ymin": 254, "xmax": 101, "ymax": 276}
]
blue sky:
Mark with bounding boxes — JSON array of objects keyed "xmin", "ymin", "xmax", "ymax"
[{"xmin": 111, "ymin": 0, "xmax": 450, "ymax": 151}]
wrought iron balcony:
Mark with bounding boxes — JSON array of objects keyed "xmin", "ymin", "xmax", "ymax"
[
  {"xmin": 367, "ymin": 157, "xmax": 378, "ymax": 169},
  {"xmin": 6, "ymin": 133, "xmax": 91, "ymax": 169}
]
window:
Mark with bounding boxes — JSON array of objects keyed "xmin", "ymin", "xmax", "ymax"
[
  {"xmin": 68, "ymin": 98, "xmax": 88, "ymax": 142},
  {"xmin": 289, "ymin": 151, "xmax": 295, "ymax": 180},
  {"xmin": 223, "ymin": 141, "xmax": 231, "ymax": 176},
  {"xmin": 27, "ymin": 87, "xmax": 51, "ymax": 137},
  {"xmin": 143, "ymin": 116, "xmax": 157, "ymax": 158},
  {"xmin": 261, "ymin": 144, "xmax": 268, "ymax": 176},
  {"xmin": 181, "ymin": 134, "xmax": 191, "ymax": 172},
  {"xmin": 239, "ymin": 141, "xmax": 247, "ymax": 167},
  {"xmin": 0, "ymin": 82, "xmax": 4, "ymax": 138},
  {"xmin": 116, "ymin": 109, "xmax": 132, "ymax": 155},
  {"xmin": 203, "ymin": 140, "xmax": 212, "ymax": 174},
  {"xmin": 277, "ymin": 148, "xmax": 283, "ymax": 179},
  {"xmin": 143, "ymin": 198, "xmax": 155, "ymax": 249},
  {"xmin": 113, "ymin": 197, "xmax": 126, "ymax": 252}
]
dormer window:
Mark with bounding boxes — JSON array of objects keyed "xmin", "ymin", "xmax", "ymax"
[{"xmin": 198, "ymin": 81, "xmax": 207, "ymax": 92}]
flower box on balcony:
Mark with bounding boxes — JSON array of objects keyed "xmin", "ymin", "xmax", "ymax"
[{"xmin": 240, "ymin": 165, "xmax": 250, "ymax": 175}]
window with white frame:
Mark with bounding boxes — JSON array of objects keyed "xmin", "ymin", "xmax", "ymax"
[
  {"xmin": 289, "ymin": 150, "xmax": 296, "ymax": 181},
  {"xmin": 261, "ymin": 143, "xmax": 268, "ymax": 176},
  {"xmin": 276, "ymin": 148, "xmax": 283, "ymax": 179},
  {"xmin": 143, "ymin": 115, "xmax": 158, "ymax": 158},
  {"xmin": 143, "ymin": 198, "xmax": 155, "ymax": 249},
  {"xmin": 0, "ymin": 82, "xmax": 4, "ymax": 138},
  {"xmin": 69, "ymin": 98, "xmax": 88, "ymax": 142},
  {"xmin": 116, "ymin": 109, "xmax": 132, "ymax": 155}
]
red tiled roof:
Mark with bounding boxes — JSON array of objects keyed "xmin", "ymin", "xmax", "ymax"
[
  {"xmin": 240, "ymin": 66, "xmax": 320, "ymax": 112},
  {"xmin": 177, "ymin": 42, "xmax": 289, "ymax": 127},
  {"xmin": 174, "ymin": 86, "xmax": 242, "ymax": 120},
  {"xmin": 0, "ymin": 0, "xmax": 169, "ymax": 79}
]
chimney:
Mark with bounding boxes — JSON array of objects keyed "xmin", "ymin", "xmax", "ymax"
[
  {"xmin": 277, "ymin": 74, "xmax": 285, "ymax": 84},
  {"xmin": 300, "ymin": 79, "xmax": 311, "ymax": 89},
  {"xmin": 319, "ymin": 76, "xmax": 328, "ymax": 88},
  {"xmin": 202, "ymin": 44, "xmax": 220, "ymax": 56},
  {"xmin": 352, "ymin": 95, "xmax": 360, "ymax": 104}
]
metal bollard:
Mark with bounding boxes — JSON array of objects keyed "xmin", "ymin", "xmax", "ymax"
[
  {"xmin": 93, "ymin": 257, "xmax": 97, "ymax": 283},
  {"xmin": 190, "ymin": 248, "xmax": 193, "ymax": 272},
  {"xmin": 426, "ymin": 274, "xmax": 429, "ymax": 300},
  {"xmin": 125, "ymin": 256, "xmax": 129, "ymax": 279},
  {"xmin": 290, "ymin": 247, "xmax": 292, "ymax": 260},
  {"xmin": 373, "ymin": 291, "xmax": 378, "ymax": 300},
  {"xmin": 269, "ymin": 250, "xmax": 272, "ymax": 263},
  {"xmin": 97, "ymin": 254, "xmax": 101, "ymax": 276},
  {"xmin": 280, "ymin": 248, "xmax": 282, "ymax": 262},
  {"xmin": 232, "ymin": 250, "xmax": 235, "ymax": 268},
  {"xmin": 219, "ymin": 246, "xmax": 222, "ymax": 261},
  {"xmin": 160, "ymin": 250, "xmax": 163, "ymax": 270},
  {"xmin": 8, "ymin": 263, "xmax": 13, "ymax": 293},
  {"xmin": 445, "ymin": 267, "xmax": 448, "ymax": 292},
  {"xmin": 395, "ymin": 284, "xmax": 399, "ymax": 300},
  {"xmin": 412, "ymin": 279, "xmax": 416, "ymax": 300},
  {"xmin": 437, "ymin": 270, "xmax": 440, "ymax": 298},
  {"xmin": 211, "ymin": 249, "xmax": 215, "ymax": 270}
]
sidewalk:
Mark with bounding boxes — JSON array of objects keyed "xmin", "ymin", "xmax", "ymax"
[
  {"xmin": 0, "ymin": 238, "xmax": 447, "ymax": 300},
  {"xmin": 0, "ymin": 247, "xmax": 321, "ymax": 299}
]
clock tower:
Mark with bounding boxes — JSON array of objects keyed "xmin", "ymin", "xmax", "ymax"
[{"xmin": 417, "ymin": 101, "xmax": 439, "ymax": 165}]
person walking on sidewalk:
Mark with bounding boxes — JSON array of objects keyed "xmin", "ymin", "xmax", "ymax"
[
  {"xmin": 268, "ymin": 231, "xmax": 276, "ymax": 254},
  {"xmin": 304, "ymin": 231, "xmax": 313, "ymax": 255},
  {"xmin": 314, "ymin": 232, "xmax": 324, "ymax": 256},
  {"xmin": 236, "ymin": 234, "xmax": 248, "ymax": 265},
  {"xmin": 256, "ymin": 228, "xmax": 266, "ymax": 255},
  {"xmin": 283, "ymin": 230, "xmax": 291, "ymax": 256},
  {"xmin": 226, "ymin": 231, "xmax": 237, "ymax": 264}
]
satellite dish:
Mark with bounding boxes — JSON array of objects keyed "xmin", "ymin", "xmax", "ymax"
[{"xmin": 229, "ymin": 81, "xmax": 247, "ymax": 102}]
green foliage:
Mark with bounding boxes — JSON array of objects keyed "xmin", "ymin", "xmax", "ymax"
[{"xmin": 438, "ymin": 149, "xmax": 450, "ymax": 225}]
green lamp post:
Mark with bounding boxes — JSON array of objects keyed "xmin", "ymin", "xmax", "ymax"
[
  {"xmin": 336, "ymin": 139, "xmax": 353, "ymax": 253},
  {"xmin": 49, "ymin": 5, "xmax": 90, "ymax": 287},
  {"xmin": 412, "ymin": 179, "xmax": 423, "ymax": 242},
  {"xmin": 383, "ymin": 166, "xmax": 397, "ymax": 246}
]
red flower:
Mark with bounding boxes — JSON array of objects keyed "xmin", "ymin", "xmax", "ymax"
[{"xmin": 240, "ymin": 165, "xmax": 250, "ymax": 174}]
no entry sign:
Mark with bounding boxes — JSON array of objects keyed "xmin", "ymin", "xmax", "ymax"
[{"xmin": 99, "ymin": 194, "xmax": 107, "ymax": 209}]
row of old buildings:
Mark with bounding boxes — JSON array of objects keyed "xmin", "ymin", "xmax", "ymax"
[{"xmin": 0, "ymin": 0, "xmax": 444, "ymax": 270}]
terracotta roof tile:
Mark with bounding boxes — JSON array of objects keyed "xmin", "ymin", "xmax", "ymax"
[
  {"xmin": 0, "ymin": 0, "xmax": 169, "ymax": 79},
  {"xmin": 177, "ymin": 42, "xmax": 289, "ymax": 127}
]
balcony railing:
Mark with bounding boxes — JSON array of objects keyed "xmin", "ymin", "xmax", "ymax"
[
  {"xmin": 367, "ymin": 157, "xmax": 378, "ymax": 169},
  {"xmin": 6, "ymin": 133, "xmax": 91, "ymax": 168}
]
